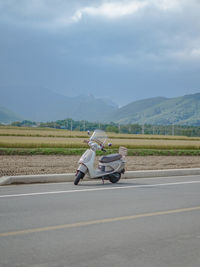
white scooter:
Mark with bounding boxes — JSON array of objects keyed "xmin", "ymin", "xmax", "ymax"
[{"xmin": 74, "ymin": 129, "xmax": 127, "ymax": 185}]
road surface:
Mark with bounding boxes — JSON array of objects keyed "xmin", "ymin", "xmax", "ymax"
[{"xmin": 0, "ymin": 176, "xmax": 200, "ymax": 267}]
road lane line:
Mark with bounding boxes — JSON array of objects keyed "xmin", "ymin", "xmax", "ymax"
[
  {"xmin": 1, "ymin": 175, "xmax": 199, "ymax": 188},
  {"xmin": 0, "ymin": 180, "xmax": 200, "ymax": 198},
  {"xmin": 1, "ymin": 206, "xmax": 200, "ymax": 237}
]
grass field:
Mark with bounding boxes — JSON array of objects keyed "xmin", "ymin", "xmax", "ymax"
[
  {"xmin": 1, "ymin": 148, "xmax": 200, "ymax": 156},
  {"xmin": 1, "ymin": 126, "xmax": 200, "ymax": 140},
  {"xmin": 1, "ymin": 126, "xmax": 200, "ymax": 155}
]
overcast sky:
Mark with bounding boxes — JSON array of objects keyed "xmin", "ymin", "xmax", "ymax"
[{"xmin": 0, "ymin": 0, "xmax": 200, "ymax": 105}]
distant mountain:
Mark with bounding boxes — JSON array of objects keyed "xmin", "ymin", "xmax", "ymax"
[
  {"xmin": 1, "ymin": 86, "xmax": 200, "ymax": 125},
  {"xmin": 0, "ymin": 86, "xmax": 118, "ymax": 122},
  {"xmin": 109, "ymin": 93, "xmax": 200, "ymax": 125},
  {"xmin": 0, "ymin": 106, "xmax": 22, "ymax": 123}
]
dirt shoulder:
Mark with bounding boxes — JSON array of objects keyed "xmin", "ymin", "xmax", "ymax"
[{"xmin": 1, "ymin": 155, "xmax": 200, "ymax": 177}]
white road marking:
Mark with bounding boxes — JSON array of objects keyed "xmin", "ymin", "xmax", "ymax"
[
  {"xmin": 0, "ymin": 180, "xmax": 200, "ymax": 198},
  {"xmin": 0, "ymin": 175, "xmax": 199, "ymax": 188}
]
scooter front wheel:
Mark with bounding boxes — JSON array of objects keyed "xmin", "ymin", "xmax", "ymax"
[{"xmin": 74, "ymin": 171, "xmax": 85, "ymax": 185}]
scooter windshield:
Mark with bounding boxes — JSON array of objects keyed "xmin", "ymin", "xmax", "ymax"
[{"xmin": 90, "ymin": 130, "xmax": 107, "ymax": 145}]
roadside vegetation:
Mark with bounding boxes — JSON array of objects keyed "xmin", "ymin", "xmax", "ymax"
[{"xmin": 1, "ymin": 148, "xmax": 200, "ymax": 156}]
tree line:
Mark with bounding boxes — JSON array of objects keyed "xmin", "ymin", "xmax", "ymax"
[{"xmin": 10, "ymin": 119, "xmax": 200, "ymax": 137}]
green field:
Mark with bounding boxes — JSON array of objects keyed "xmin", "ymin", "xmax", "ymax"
[{"xmin": 1, "ymin": 126, "xmax": 200, "ymax": 155}]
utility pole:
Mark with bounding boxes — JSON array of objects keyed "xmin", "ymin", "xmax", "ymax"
[
  {"xmin": 118, "ymin": 124, "xmax": 120, "ymax": 133},
  {"xmin": 83, "ymin": 120, "xmax": 86, "ymax": 132},
  {"xmin": 142, "ymin": 124, "xmax": 144, "ymax": 135},
  {"xmin": 71, "ymin": 119, "xmax": 73, "ymax": 132},
  {"xmin": 172, "ymin": 124, "xmax": 175, "ymax": 136},
  {"xmin": 141, "ymin": 113, "xmax": 145, "ymax": 135}
]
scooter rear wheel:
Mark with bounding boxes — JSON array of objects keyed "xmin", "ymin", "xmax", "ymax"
[
  {"xmin": 109, "ymin": 172, "xmax": 121, "ymax": 183},
  {"xmin": 74, "ymin": 171, "xmax": 85, "ymax": 185}
]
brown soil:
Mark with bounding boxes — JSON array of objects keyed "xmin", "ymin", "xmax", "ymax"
[{"xmin": 0, "ymin": 155, "xmax": 200, "ymax": 177}]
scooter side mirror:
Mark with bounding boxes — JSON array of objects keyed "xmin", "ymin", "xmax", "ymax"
[{"xmin": 108, "ymin": 143, "xmax": 112, "ymax": 147}]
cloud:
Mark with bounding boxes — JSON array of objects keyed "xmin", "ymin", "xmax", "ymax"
[
  {"xmin": 71, "ymin": 1, "xmax": 147, "ymax": 22},
  {"xmin": 191, "ymin": 48, "xmax": 200, "ymax": 57},
  {"xmin": 70, "ymin": 0, "xmax": 184, "ymax": 23},
  {"xmin": 0, "ymin": 0, "xmax": 187, "ymax": 28},
  {"xmin": 1, "ymin": 0, "xmax": 200, "ymax": 104},
  {"xmin": 152, "ymin": 0, "xmax": 181, "ymax": 10}
]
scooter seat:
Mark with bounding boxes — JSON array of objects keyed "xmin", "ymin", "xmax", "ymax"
[{"xmin": 99, "ymin": 153, "xmax": 122, "ymax": 163}]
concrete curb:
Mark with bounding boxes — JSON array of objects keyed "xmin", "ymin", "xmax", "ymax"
[
  {"xmin": 1, "ymin": 168, "xmax": 200, "ymax": 186},
  {"xmin": 123, "ymin": 168, "xmax": 200, "ymax": 179},
  {"xmin": 0, "ymin": 173, "xmax": 74, "ymax": 186}
]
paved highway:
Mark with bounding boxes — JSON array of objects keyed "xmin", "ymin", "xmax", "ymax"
[{"xmin": 0, "ymin": 176, "xmax": 200, "ymax": 267}]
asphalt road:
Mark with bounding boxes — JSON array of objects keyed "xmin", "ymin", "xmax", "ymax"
[{"xmin": 0, "ymin": 176, "xmax": 200, "ymax": 267}]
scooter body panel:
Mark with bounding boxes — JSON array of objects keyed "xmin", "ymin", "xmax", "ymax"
[
  {"xmin": 98, "ymin": 160, "xmax": 125, "ymax": 173},
  {"xmin": 78, "ymin": 149, "xmax": 96, "ymax": 178}
]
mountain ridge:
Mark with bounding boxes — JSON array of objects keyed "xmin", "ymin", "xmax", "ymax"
[
  {"xmin": 0, "ymin": 86, "xmax": 200, "ymax": 125},
  {"xmin": 0, "ymin": 86, "xmax": 117, "ymax": 122},
  {"xmin": 0, "ymin": 106, "xmax": 22, "ymax": 123},
  {"xmin": 109, "ymin": 93, "xmax": 200, "ymax": 125}
]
